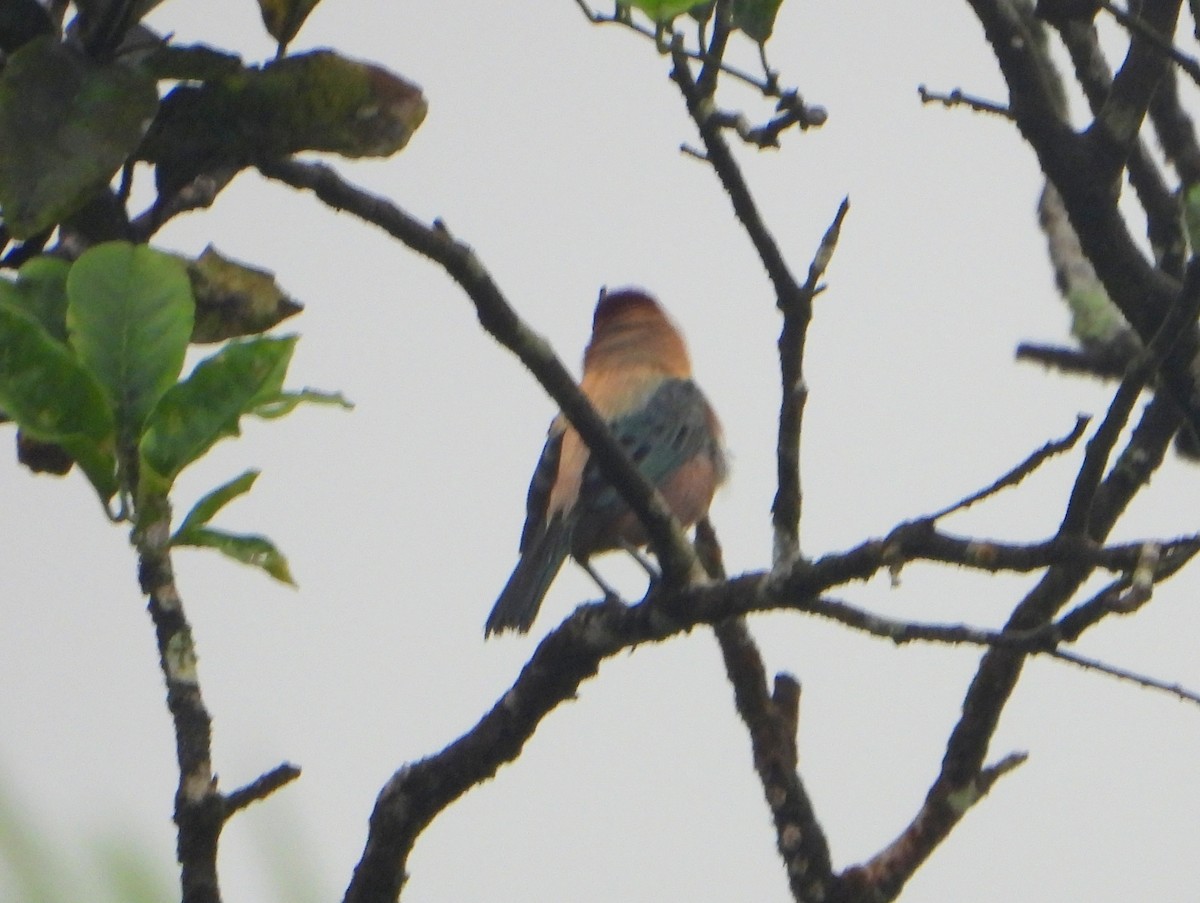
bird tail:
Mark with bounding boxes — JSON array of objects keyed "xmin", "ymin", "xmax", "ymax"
[{"xmin": 485, "ymin": 521, "xmax": 571, "ymax": 637}]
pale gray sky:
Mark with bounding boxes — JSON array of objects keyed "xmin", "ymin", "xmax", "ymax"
[{"xmin": 2, "ymin": 3, "xmax": 1199, "ymax": 901}]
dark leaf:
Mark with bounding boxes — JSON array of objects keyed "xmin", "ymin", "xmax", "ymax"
[
  {"xmin": 731, "ymin": 0, "xmax": 784, "ymax": 42},
  {"xmin": 140, "ymin": 50, "xmax": 426, "ymax": 194},
  {"xmin": 0, "ymin": 37, "xmax": 158, "ymax": 238},
  {"xmin": 256, "ymin": 0, "xmax": 322, "ymax": 48},
  {"xmin": 187, "ymin": 245, "xmax": 303, "ymax": 343}
]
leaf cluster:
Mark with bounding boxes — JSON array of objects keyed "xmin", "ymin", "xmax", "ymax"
[
  {"xmin": 0, "ymin": 241, "xmax": 347, "ymax": 582},
  {"xmin": 0, "ymin": 0, "xmax": 426, "ymax": 240}
]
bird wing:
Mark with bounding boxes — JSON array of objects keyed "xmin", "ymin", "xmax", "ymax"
[
  {"xmin": 577, "ymin": 377, "xmax": 717, "ymax": 519},
  {"xmin": 518, "ymin": 422, "xmax": 565, "ymax": 553}
]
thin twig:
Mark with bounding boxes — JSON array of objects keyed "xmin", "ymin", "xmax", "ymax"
[
  {"xmin": 1101, "ymin": 0, "xmax": 1200, "ymax": 86},
  {"xmin": 130, "ymin": 168, "xmax": 239, "ymax": 243},
  {"xmin": 926, "ymin": 414, "xmax": 1090, "ymax": 520},
  {"xmin": 845, "ymin": 751, "xmax": 1027, "ymax": 896},
  {"xmin": 1060, "ymin": 255, "xmax": 1200, "ymax": 535},
  {"xmin": 1050, "ymin": 647, "xmax": 1200, "ymax": 704},
  {"xmin": 573, "ymin": 0, "xmax": 776, "ymax": 95},
  {"xmin": 918, "ymin": 84, "xmax": 1013, "ymax": 117},
  {"xmin": 1014, "ymin": 341, "xmax": 1135, "ymax": 377},
  {"xmin": 772, "ymin": 198, "xmax": 849, "ymax": 570},
  {"xmin": 225, "ymin": 762, "xmax": 302, "ymax": 816}
]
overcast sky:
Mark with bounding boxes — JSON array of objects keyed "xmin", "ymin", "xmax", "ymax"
[{"xmin": 3, "ymin": 2, "xmax": 1200, "ymax": 902}]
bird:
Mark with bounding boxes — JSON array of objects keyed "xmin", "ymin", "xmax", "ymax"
[{"xmin": 485, "ymin": 287, "xmax": 727, "ymax": 636}]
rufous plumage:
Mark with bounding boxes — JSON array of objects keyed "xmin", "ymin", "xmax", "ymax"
[{"xmin": 485, "ymin": 287, "xmax": 727, "ymax": 636}]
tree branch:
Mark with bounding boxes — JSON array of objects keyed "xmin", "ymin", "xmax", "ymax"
[
  {"xmin": 699, "ymin": 519, "xmax": 835, "ymax": 902},
  {"xmin": 134, "ymin": 498, "xmax": 223, "ymax": 903}
]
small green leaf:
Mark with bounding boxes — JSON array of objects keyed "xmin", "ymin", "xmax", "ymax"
[
  {"xmin": 67, "ymin": 242, "xmax": 195, "ymax": 444},
  {"xmin": 0, "ymin": 256, "xmax": 71, "ymax": 341},
  {"xmin": 187, "ymin": 245, "xmax": 303, "ymax": 343},
  {"xmin": 139, "ymin": 336, "xmax": 296, "ymax": 486},
  {"xmin": 252, "ymin": 388, "xmax": 353, "ymax": 420},
  {"xmin": 0, "ymin": 37, "xmax": 158, "ymax": 238},
  {"xmin": 620, "ymin": 0, "xmax": 698, "ymax": 21},
  {"xmin": 257, "ymin": 0, "xmax": 322, "ymax": 48},
  {"xmin": 731, "ymin": 0, "xmax": 784, "ymax": 42},
  {"xmin": 0, "ymin": 303, "xmax": 117, "ymax": 500},
  {"xmin": 173, "ymin": 469, "xmax": 260, "ymax": 538},
  {"xmin": 172, "ymin": 526, "xmax": 296, "ymax": 585}
]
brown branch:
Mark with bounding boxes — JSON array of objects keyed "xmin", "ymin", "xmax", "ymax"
[
  {"xmin": 666, "ymin": 42, "xmax": 836, "ymax": 576},
  {"xmin": 1014, "ymin": 340, "xmax": 1135, "ymax": 376},
  {"xmin": 967, "ymin": 0, "xmax": 1200, "ymax": 452},
  {"xmin": 1148, "ymin": 64, "xmax": 1200, "ymax": 185},
  {"xmin": 926, "ymin": 415, "xmax": 1090, "ymax": 520},
  {"xmin": 773, "ymin": 198, "xmax": 848, "ymax": 569},
  {"xmin": 918, "ymin": 84, "xmax": 1013, "ymax": 117},
  {"xmin": 838, "ymin": 374, "xmax": 1181, "ymax": 900},
  {"xmin": 1061, "ymin": 254, "xmax": 1200, "ymax": 534},
  {"xmin": 1050, "ymin": 646, "xmax": 1200, "ymax": 703},
  {"xmin": 130, "ymin": 167, "xmax": 240, "ymax": 243},
  {"xmin": 335, "ymin": 512, "xmax": 1198, "ymax": 903},
  {"xmin": 328, "ymin": 444, "xmax": 1194, "ymax": 903},
  {"xmin": 257, "ymin": 158, "xmax": 703, "ymax": 589},
  {"xmin": 134, "ymin": 499, "xmax": 223, "ymax": 903},
  {"xmin": 841, "ymin": 752, "xmax": 1028, "ymax": 900},
  {"xmin": 700, "ymin": 519, "xmax": 835, "ymax": 902},
  {"xmin": 225, "ymin": 763, "xmax": 302, "ymax": 817},
  {"xmin": 1053, "ymin": 17, "xmax": 1183, "ymax": 277},
  {"xmin": 1101, "ymin": 0, "xmax": 1200, "ymax": 86}
]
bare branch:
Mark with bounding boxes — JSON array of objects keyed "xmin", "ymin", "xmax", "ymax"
[
  {"xmin": 1101, "ymin": 0, "xmax": 1200, "ymax": 86},
  {"xmin": 926, "ymin": 414, "xmax": 1090, "ymax": 520},
  {"xmin": 700, "ymin": 519, "xmax": 835, "ymax": 902},
  {"xmin": 224, "ymin": 763, "xmax": 302, "ymax": 817},
  {"xmin": 843, "ymin": 752, "xmax": 1028, "ymax": 900},
  {"xmin": 135, "ymin": 499, "xmax": 222, "ymax": 903},
  {"xmin": 130, "ymin": 168, "xmax": 240, "ymax": 243},
  {"xmin": 1050, "ymin": 646, "xmax": 1200, "ymax": 703},
  {"xmin": 773, "ymin": 198, "xmax": 849, "ymax": 570},
  {"xmin": 918, "ymin": 84, "xmax": 1013, "ymax": 117}
]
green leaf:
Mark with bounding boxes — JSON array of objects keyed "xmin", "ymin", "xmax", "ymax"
[
  {"xmin": 0, "ymin": 37, "xmax": 158, "ymax": 238},
  {"xmin": 0, "ymin": 303, "xmax": 117, "ymax": 500},
  {"xmin": 67, "ymin": 242, "xmax": 195, "ymax": 444},
  {"xmin": 731, "ymin": 0, "xmax": 784, "ymax": 42},
  {"xmin": 257, "ymin": 0, "xmax": 322, "ymax": 48},
  {"xmin": 173, "ymin": 469, "xmax": 260, "ymax": 538},
  {"xmin": 620, "ymin": 0, "xmax": 698, "ymax": 21},
  {"xmin": 252, "ymin": 388, "xmax": 353, "ymax": 420},
  {"xmin": 140, "ymin": 50, "xmax": 426, "ymax": 194},
  {"xmin": 139, "ymin": 336, "xmax": 296, "ymax": 486},
  {"xmin": 0, "ymin": 256, "xmax": 71, "ymax": 341},
  {"xmin": 173, "ymin": 525, "xmax": 295, "ymax": 585},
  {"xmin": 186, "ymin": 245, "xmax": 303, "ymax": 343}
]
